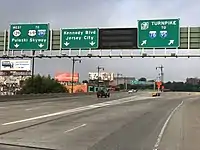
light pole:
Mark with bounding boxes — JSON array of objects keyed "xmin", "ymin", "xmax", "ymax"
[
  {"xmin": 116, "ymin": 73, "xmax": 122, "ymax": 86},
  {"xmin": 31, "ymin": 50, "xmax": 35, "ymax": 93},
  {"xmin": 71, "ymin": 57, "xmax": 81, "ymax": 93},
  {"xmin": 97, "ymin": 66, "xmax": 104, "ymax": 89},
  {"xmin": 156, "ymin": 65, "xmax": 164, "ymax": 83}
]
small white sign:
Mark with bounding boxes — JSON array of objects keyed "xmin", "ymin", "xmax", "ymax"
[{"xmin": 0, "ymin": 59, "xmax": 31, "ymax": 71}]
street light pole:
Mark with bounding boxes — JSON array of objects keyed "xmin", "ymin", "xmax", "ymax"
[
  {"xmin": 31, "ymin": 50, "xmax": 35, "ymax": 93},
  {"xmin": 156, "ymin": 65, "xmax": 164, "ymax": 83},
  {"xmin": 116, "ymin": 73, "xmax": 122, "ymax": 86},
  {"xmin": 71, "ymin": 57, "xmax": 81, "ymax": 93},
  {"xmin": 97, "ymin": 66, "xmax": 104, "ymax": 89}
]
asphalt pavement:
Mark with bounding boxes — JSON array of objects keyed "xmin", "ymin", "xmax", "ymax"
[{"xmin": 0, "ymin": 92, "xmax": 198, "ymax": 150}]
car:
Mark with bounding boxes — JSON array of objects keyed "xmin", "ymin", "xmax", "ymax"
[
  {"xmin": 128, "ymin": 89, "xmax": 133, "ymax": 94},
  {"xmin": 152, "ymin": 92, "xmax": 161, "ymax": 97},
  {"xmin": 128, "ymin": 89, "xmax": 138, "ymax": 94},
  {"xmin": 97, "ymin": 88, "xmax": 110, "ymax": 98}
]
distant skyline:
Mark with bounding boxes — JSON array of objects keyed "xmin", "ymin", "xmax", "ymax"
[{"xmin": 0, "ymin": 0, "xmax": 200, "ymax": 81}]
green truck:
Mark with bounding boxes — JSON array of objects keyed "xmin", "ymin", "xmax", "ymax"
[{"xmin": 97, "ymin": 87, "xmax": 110, "ymax": 98}]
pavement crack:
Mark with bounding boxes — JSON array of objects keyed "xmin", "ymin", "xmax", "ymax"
[{"xmin": 0, "ymin": 142, "xmax": 56, "ymax": 150}]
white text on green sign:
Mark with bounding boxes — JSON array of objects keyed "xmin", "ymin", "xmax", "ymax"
[
  {"xmin": 9, "ymin": 23, "xmax": 49, "ymax": 50},
  {"xmin": 138, "ymin": 19, "xmax": 180, "ymax": 48},
  {"xmin": 61, "ymin": 28, "xmax": 99, "ymax": 49}
]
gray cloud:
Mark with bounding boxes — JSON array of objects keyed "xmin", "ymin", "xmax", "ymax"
[{"xmin": 1, "ymin": 0, "xmax": 200, "ymax": 82}]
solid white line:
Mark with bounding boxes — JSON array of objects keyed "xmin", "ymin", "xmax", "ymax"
[
  {"xmin": 153, "ymin": 100, "xmax": 183, "ymax": 150},
  {"xmin": 2, "ymin": 96, "xmax": 153, "ymax": 126},
  {"xmin": 64, "ymin": 124, "xmax": 86, "ymax": 133},
  {"xmin": 25, "ymin": 107, "xmax": 41, "ymax": 111},
  {"xmin": 0, "ymin": 107, "xmax": 7, "ymax": 109}
]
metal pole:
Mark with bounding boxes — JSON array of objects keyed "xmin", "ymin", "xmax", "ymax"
[
  {"xmin": 116, "ymin": 73, "xmax": 119, "ymax": 86},
  {"xmin": 97, "ymin": 66, "xmax": 100, "ymax": 88},
  {"xmin": 161, "ymin": 65, "xmax": 164, "ymax": 83},
  {"xmin": 31, "ymin": 50, "xmax": 35, "ymax": 93},
  {"xmin": 71, "ymin": 57, "xmax": 75, "ymax": 93},
  {"xmin": 125, "ymin": 77, "xmax": 128, "ymax": 90}
]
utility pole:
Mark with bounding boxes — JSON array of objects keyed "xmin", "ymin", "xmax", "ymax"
[
  {"xmin": 116, "ymin": 73, "xmax": 122, "ymax": 86},
  {"xmin": 156, "ymin": 65, "xmax": 164, "ymax": 83},
  {"xmin": 97, "ymin": 66, "xmax": 104, "ymax": 89},
  {"xmin": 71, "ymin": 57, "xmax": 81, "ymax": 93},
  {"xmin": 31, "ymin": 50, "xmax": 35, "ymax": 93}
]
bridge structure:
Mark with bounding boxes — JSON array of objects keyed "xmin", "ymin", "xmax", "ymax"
[{"xmin": 0, "ymin": 18, "xmax": 200, "ymax": 58}]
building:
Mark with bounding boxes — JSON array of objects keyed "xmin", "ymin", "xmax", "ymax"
[
  {"xmin": 54, "ymin": 72, "xmax": 79, "ymax": 85},
  {"xmin": 110, "ymin": 76, "xmax": 136, "ymax": 86},
  {"xmin": 186, "ymin": 78, "xmax": 200, "ymax": 85}
]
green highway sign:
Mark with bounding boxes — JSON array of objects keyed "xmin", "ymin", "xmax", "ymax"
[
  {"xmin": 137, "ymin": 19, "xmax": 180, "ymax": 48},
  {"xmin": 9, "ymin": 23, "xmax": 49, "ymax": 50},
  {"xmin": 61, "ymin": 28, "xmax": 99, "ymax": 49}
]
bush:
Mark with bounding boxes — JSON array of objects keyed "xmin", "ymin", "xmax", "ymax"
[{"xmin": 18, "ymin": 74, "xmax": 67, "ymax": 94}]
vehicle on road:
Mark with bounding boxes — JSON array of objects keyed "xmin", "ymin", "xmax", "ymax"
[
  {"xmin": 127, "ymin": 89, "xmax": 138, "ymax": 94},
  {"xmin": 97, "ymin": 88, "xmax": 110, "ymax": 98},
  {"xmin": 152, "ymin": 92, "xmax": 161, "ymax": 97}
]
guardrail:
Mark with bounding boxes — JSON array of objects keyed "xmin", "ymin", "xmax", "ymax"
[
  {"xmin": 0, "ymin": 91, "xmax": 122, "ymax": 102},
  {"xmin": 0, "ymin": 92, "xmax": 96, "ymax": 102}
]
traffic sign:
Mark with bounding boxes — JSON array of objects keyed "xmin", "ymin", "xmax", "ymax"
[
  {"xmin": 137, "ymin": 19, "xmax": 180, "ymax": 48},
  {"xmin": 9, "ymin": 23, "xmax": 49, "ymax": 50},
  {"xmin": 99, "ymin": 28, "xmax": 137, "ymax": 49},
  {"xmin": 61, "ymin": 28, "xmax": 99, "ymax": 49}
]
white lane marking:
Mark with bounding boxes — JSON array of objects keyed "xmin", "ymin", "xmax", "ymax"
[
  {"xmin": 64, "ymin": 124, "xmax": 86, "ymax": 133},
  {"xmin": 153, "ymin": 100, "xmax": 183, "ymax": 150},
  {"xmin": 25, "ymin": 107, "xmax": 41, "ymax": 111},
  {"xmin": 2, "ymin": 96, "xmax": 154, "ymax": 126},
  {"xmin": 41, "ymin": 102, "xmax": 53, "ymax": 105},
  {"xmin": 0, "ymin": 107, "xmax": 7, "ymax": 109}
]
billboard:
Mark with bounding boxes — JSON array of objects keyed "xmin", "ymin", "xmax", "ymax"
[
  {"xmin": 89, "ymin": 72, "xmax": 114, "ymax": 81},
  {"xmin": 55, "ymin": 72, "xmax": 79, "ymax": 82},
  {"xmin": 0, "ymin": 71, "xmax": 31, "ymax": 76},
  {"xmin": 0, "ymin": 60, "xmax": 31, "ymax": 71}
]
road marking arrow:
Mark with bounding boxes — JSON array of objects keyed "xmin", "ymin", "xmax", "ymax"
[
  {"xmin": 38, "ymin": 43, "xmax": 44, "ymax": 48},
  {"xmin": 89, "ymin": 41, "xmax": 95, "ymax": 46},
  {"xmin": 141, "ymin": 40, "xmax": 147, "ymax": 46},
  {"xmin": 168, "ymin": 40, "xmax": 174, "ymax": 45},
  {"xmin": 64, "ymin": 42, "xmax": 70, "ymax": 47},
  {"xmin": 14, "ymin": 43, "xmax": 19, "ymax": 48}
]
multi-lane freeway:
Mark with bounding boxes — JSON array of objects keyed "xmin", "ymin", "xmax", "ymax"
[{"xmin": 0, "ymin": 91, "xmax": 199, "ymax": 150}]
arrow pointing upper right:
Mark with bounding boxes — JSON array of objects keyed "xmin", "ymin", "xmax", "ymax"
[
  {"xmin": 168, "ymin": 40, "xmax": 174, "ymax": 45},
  {"xmin": 141, "ymin": 40, "xmax": 147, "ymax": 46}
]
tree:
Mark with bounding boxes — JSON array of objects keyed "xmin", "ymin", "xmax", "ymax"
[
  {"xmin": 82, "ymin": 80, "xmax": 89, "ymax": 84},
  {"xmin": 139, "ymin": 77, "xmax": 147, "ymax": 82},
  {"xmin": 18, "ymin": 74, "xmax": 67, "ymax": 94}
]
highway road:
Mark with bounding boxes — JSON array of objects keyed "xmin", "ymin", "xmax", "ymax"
[{"xmin": 0, "ymin": 92, "xmax": 199, "ymax": 150}]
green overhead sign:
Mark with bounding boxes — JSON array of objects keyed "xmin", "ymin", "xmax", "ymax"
[
  {"xmin": 61, "ymin": 28, "xmax": 99, "ymax": 49},
  {"xmin": 137, "ymin": 19, "xmax": 180, "ymax": 48},
  {"xmin": 9, "ymin": 23, "xmax": 50, "ymax": 50}
]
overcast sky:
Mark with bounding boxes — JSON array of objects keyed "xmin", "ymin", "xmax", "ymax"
[{"xmin": 0, "ymin": 0, "xmax": 200, "ymax": 82}]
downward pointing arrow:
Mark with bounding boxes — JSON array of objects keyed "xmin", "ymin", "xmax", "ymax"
[
  {"xmin": 38, "ymin": 43, "xmax": 44, "ymax": 48},
  {"xmin": 64, "ymin": 42, "xmax": 70, "ymax": 47},
  {"xmin": 89, "ymin": 41, "xmax": 95, "ymax": 46},
  {"xmin": 168, "ymin": 40, "xmax": 174, "ymax": 45},
  {"xmin": 14, "ymin": 43, "xmax": 19, "ymax": 48}
]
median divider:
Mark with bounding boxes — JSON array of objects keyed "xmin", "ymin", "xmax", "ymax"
[{"xmin": 0, "ymin": 91, "xmax": 122, "ymax": 102}]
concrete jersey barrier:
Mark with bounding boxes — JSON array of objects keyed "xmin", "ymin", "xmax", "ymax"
[{"xmin": 0, "ymin": 91, "xmax": 122, "ymax": 102}]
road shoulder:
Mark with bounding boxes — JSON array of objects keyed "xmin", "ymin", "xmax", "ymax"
[{"xmin": 159, "ymin": 97, "xmax": 200, "ymax": 150}]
